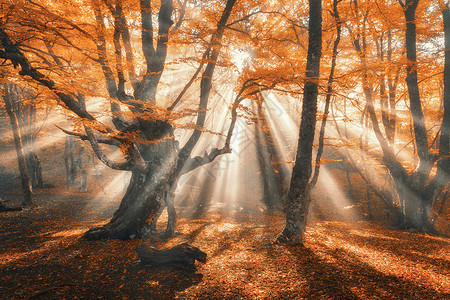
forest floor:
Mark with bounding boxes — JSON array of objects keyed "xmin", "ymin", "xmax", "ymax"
[{"xmin": 0, "ymin": 186, "xmax": 449, "ymax": 299}]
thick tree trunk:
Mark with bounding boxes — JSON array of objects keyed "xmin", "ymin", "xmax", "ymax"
[
  {"xmin": 138, "ymin": 176, "xmax": 178, "ymax": 238},
  {"xmin": 2, "ymin": 84, "xmax": 33, "ymax": 207},
  {"xmin": 278, "ymin": 0, "xmax": 322, "ymax": 244},
  {"xmin": 83, "ymin": 134, "xmax": 178, "ymax": 240}
]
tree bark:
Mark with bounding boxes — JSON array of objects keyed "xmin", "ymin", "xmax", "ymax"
[
  {"xmin": 278, "ymin": 0, "xmax": 322, "ymax": 244},
  {"xmin": 135, "ymin": 0, "xmax": 174, "ymax": 104}
]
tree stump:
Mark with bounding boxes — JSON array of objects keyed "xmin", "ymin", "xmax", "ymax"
[{"xmin": 136, "ymin": 243, "xmax": 207, "ymax": 269}]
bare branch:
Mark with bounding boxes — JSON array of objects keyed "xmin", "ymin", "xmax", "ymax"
[
  {"xmin": 178, "ymin": 0, "xmax": 237, "ymax": 160},
  {"xmin": 224, "ymin": 80, "xmax": 254, "ymax": 149},
  {"xmin": 180, "ymin": 147, "xmax": 230, "ymax": 175},
  {"xmin": 181, "ymin": 79, "xmax": 257, "ymax": 175},
  {"xmin": 171, "ymin": 0, "xmax": 188, "ymax": 33},
  {"xmin": 224, "ymin": 26, "xmax": 252, "ymax": 37},
  {"xmin": 55, "ymin": 125, "xmax": 122, "ymax": 147},
  {"xmin": 225, "ymin": 9, "xmax": 261, "ymax": 27},
  {"xmin": 167, "ymin": 51, "xmax": 208, "ymax": 112}
]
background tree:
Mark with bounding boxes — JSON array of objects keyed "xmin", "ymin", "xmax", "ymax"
[
  {"xmin": 1, "ymin": 83, "xmax": 32, "ymax": 208},
  {"xmin": 11, "ymin": 85, "xmax": 44, "ymax": 188}
]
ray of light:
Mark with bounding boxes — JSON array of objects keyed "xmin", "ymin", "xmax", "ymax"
[
  {"xmin": 262, "ymin": 93, "xmax": 298, "ymax": 166},
  {"xmin": 313, "ymin": 165, "xmax": 361, "ymax": 222}
]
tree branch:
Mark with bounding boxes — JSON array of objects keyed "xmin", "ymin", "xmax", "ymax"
[
  {"xmin": 170, "ymin": 0, "xmax": 188, "ymax": 33},
  {"xmin": 83, "ymin": 126, "xmax": 133, "ymax": 171},
  {"xmin": 0, "ymin": 28, "xmax": 125, "ymax": 142},
  {"xmin": 0, "ymin": 29, "xmax": 96, "ymax": 122},
  {"xmin": 180, "ymin": 147, "xmax": 230, "ymax": 175},
  {"xmin": 179, "ymin": 79, "xmax": 257, "ymax": 175},
  {"xmin": 178, "ymin": 0, "xmax": 237, "ymax": 161},
  {"xmin": 167, "ymin": 51, "xmax": 208, "ymax": 112},
  {"xmin": 29, "ymin": 0, "xmax": 95, "ymax": 40},
  {"xmin": 55, "ymin": 125, "xmax": 121, "ymax": 147}
]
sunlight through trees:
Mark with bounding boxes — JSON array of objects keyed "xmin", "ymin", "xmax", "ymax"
[{"xmin": 0, "ymin": 2, "xmax": 449, "ymax": 296}]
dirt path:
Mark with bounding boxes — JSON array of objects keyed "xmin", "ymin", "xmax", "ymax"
[{"xmin": 0, "ymin": 188, "xmax": 448, "ymax": 299}]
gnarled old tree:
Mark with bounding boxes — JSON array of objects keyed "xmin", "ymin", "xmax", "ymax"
[{"xmin": 0, "ymin": 0, "xmax": 251, "ymax": 239}]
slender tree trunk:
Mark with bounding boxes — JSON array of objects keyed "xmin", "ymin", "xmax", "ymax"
[
  {"xmin": 2, "ymin": 84, "xmax": 32, "ymax": 207},
  {"xmin": 18, "ymin": 104, "xmax": 43, "ymax": 188},
  {"xmin": 310, "ymin": 0, "xmax": 341, "ymax": 189},
  {"xmin": 387, "ymin": 31, "xmax": 398, "ymax": 144},
  {"xmin": 64, "ymin": 136, "xmax": 78, "ymax": 186},
  {"xmin": 378, "ymin": 37, "xmax": 394, "ymax": 143},
  {"xmin": 278, "ymin": 0, "xmax": 322, "ymax": 244}
]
